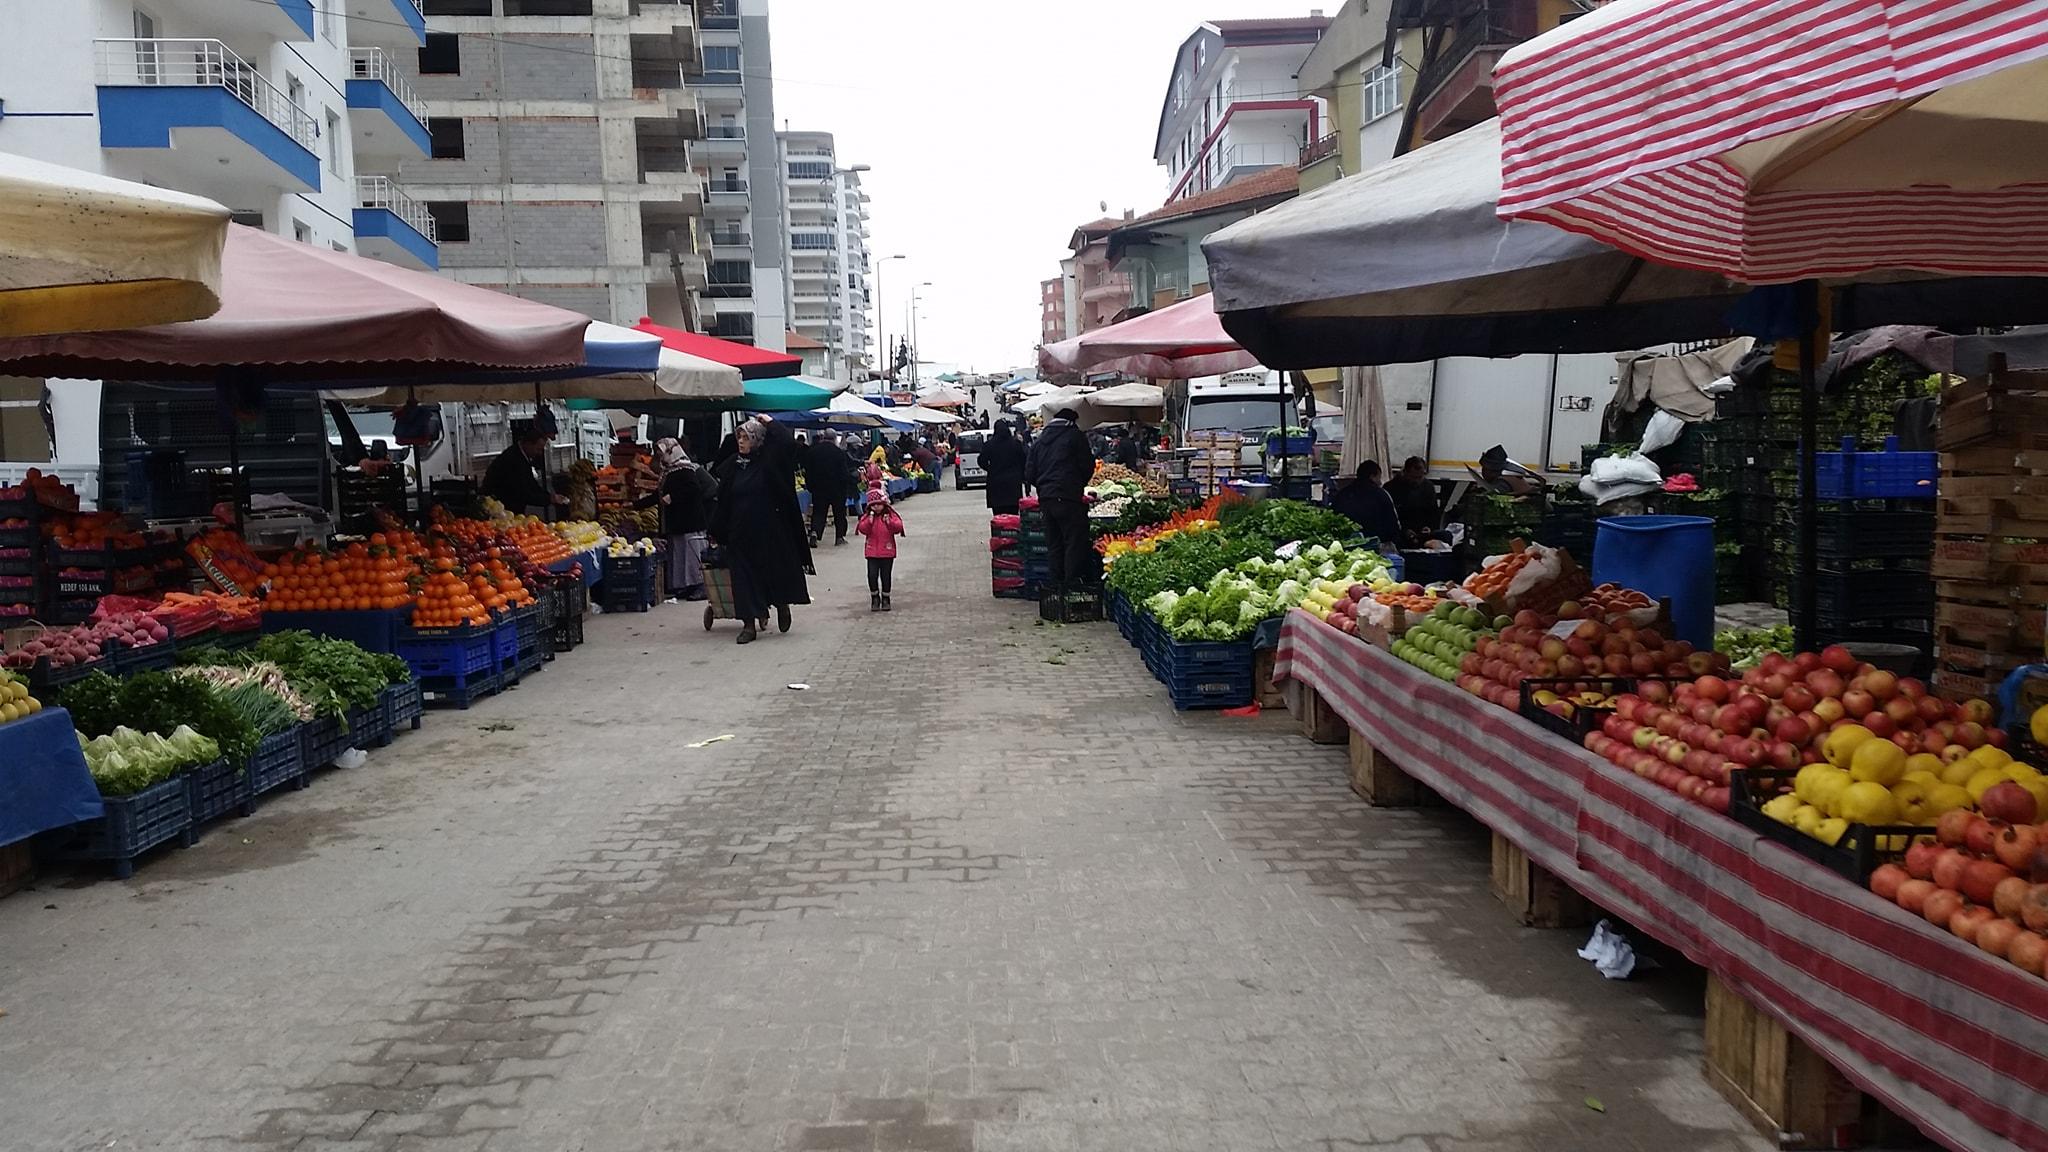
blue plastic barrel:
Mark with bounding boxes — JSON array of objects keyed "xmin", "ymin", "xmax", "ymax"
[{"xmin": 1592, "ymin": 515, "xmax": 1715, "ymax": 649}]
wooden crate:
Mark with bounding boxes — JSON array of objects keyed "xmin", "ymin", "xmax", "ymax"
[
  {"xmin": 1934, "ymin": 362, "xmax": 2048, "ymax": 699},
  {"xmin": 1250, "ymin": 649, "xmax": 1286, "ymax": 709},
  {"xmin": 1347, "ymin": 727, "xmax": 1431, "ymax": 807},
  {"xmin": 1703, "ymin": 974, "xmax": 1865, "ymax": 1150},
  {"xmin": 1294, "ymin": 682, "xmax": 1348, "ymax": 745},
  {"xmin": 0, "ymin": 838, "xmax": 33, "ymax": 899},
  {"xmin": 1489, "ymin": 833, "xmax": 1590, "ymax": 928}
]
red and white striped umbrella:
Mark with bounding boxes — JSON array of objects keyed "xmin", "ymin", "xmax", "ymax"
[{"xmin": 1494, "ymin": 0, "xmax": 2048, "ymax": 284}]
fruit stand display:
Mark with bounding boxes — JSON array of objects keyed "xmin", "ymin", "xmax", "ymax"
[{"xmin": 1270, "ymin": 605, "xmax": 2048, "ymax": 1152}]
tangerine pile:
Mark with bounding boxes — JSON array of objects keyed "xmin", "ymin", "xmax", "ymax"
[
  {"xmin": 413, "ymin": 568, "xmax": 491, "ymax": 628},
  {"xmin": 264, "ymin": 541, "xmax": 415, "ymax": 611},
  {"xmin": 506, "ymin": 520, "xmax": 572, "ymax": 566},
  {"xmin": 467, "ymin": 556, "xmax": 535, "ymax": 612}
]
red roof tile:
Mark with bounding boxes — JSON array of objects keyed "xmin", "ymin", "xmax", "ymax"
[{"xmin": 1123, "ymin": 166, "xmax": 1299, "ymax": 230}]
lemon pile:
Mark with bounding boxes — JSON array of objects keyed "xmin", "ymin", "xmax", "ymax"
[
  {"xmin": 0, "ymin": 669, "xmax": 43, "ymax": 725},
  {"xmin": 554, "ymin": 520, "xmax": 604, "ymax": 550},
  {"xmin": 1762, "ymin": 723, "xmax": 2046, "ymax": 846}
]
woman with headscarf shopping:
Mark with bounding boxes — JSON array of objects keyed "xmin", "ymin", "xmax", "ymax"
[
  {"xmin": 709, "ymin": 416, "xmax": 812, "ymax": 644},
  {"xmin": 636, "ymin": 438, "xmax": 717, "ymax": 602}
]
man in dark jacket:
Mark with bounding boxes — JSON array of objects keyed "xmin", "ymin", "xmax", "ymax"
[
  {"xmin": 1383, "ymin": 455, "xmax": 1443, "ymax": 545},
  {"xmin": 480, "ymin": 425, "xmax": 560, "ymax": 518},
  {"xmin": 1024, "ymin": 408, "xmax": 1096, "ymax": 593},
  {"xmin": 803, "ymin": 430, "xmax": 855, "ymax": 545},
  {"xmin": 1329, "ymin": 460, "xmax": 1404, "ymax": 548}
]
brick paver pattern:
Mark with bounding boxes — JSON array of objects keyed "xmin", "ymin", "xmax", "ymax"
[{"xmin": 0, "ymin": 488, "xmax": 1771, "ymax": 1152}]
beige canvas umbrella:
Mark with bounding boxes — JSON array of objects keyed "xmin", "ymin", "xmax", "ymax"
[{"xmin": 0, "ymin": 151, "xmax": 230, "ymax": 337}]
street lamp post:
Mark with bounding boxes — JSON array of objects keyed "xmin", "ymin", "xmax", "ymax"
[
  {"xmin": 909, "ymin": 281, "xmax": 931, "ymax": 387},
  {"xmin": 874, "ymin": 253, "xmax": 906, "ymax": 391}
]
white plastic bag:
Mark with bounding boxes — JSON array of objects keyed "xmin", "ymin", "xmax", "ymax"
[
  {"xmin": 1588, "ymin": 452, "xmax": 1663, "ymax": 487},
  {"xmin": 1638, "ymin": 408, "xmax": 1688, "ymax": 455}
]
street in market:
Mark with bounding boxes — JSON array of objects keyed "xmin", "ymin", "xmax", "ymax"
[
  {"xmin": 0, "ymin": 488, "xmax": 1774, "ymax": 1152},
  {"xmin": 4, "ymin": 1, "xmax": 2048, "ymax": 1151}
]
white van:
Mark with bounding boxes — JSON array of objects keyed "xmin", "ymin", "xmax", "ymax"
[{"xmin": 952, "ymin": 428, "xmax": 991, "ymax": 489}]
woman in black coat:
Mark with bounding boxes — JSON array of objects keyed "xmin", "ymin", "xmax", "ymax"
[
  {"xmin": 709, "ymin": 417, "xmax": 811, "ymax": 644},
  {"xmin": 979, "ymin": 420, "xmax": 1027, "ymax": 515}
]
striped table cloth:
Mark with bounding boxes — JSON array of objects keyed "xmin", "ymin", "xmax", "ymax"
[{"xmin": 1274, "ymin": 610, "xmax": 2048, "ymax": 1152}]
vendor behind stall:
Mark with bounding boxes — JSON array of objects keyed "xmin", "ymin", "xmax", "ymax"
[
  {"xmin": 1329, "ymin": 460, "xmax": 1403, "ymax": 548},
  {"xmin": 1383, "ymin": 456, "xmax": 1443, "ymax": 545},
  {"xmin": 481, "ymin": 422, "xmax": 562, "ymax": 518}
]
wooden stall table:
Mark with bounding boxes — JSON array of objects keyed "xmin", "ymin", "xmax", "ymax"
[{"xmin": 1272, "ymin": 609, "xmax": 2048, "ymax": 1152}]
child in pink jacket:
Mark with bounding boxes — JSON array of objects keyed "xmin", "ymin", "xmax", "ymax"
[{"xmin": 856, "ymin": 485, "xmax": 905, "ymax": 612}]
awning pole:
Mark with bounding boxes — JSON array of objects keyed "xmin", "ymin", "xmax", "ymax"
[{"xmin": 1795, "ymin": 279, "xmax": 1820, "ymax": 651}]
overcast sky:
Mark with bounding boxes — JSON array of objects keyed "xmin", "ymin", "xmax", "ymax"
[{"xmin": 767, "ymin": 0, "xmax": 1327, "ymax": 375}]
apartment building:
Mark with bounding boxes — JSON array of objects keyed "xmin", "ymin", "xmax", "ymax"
[
  {"xmin": 1068, "ymin": 216, "xmax": 1132, "ymax": 335},
  {"xmin": 0, "ymin": 0, "xmax": 439, "ymax": 469},
  {"xmin": 690, "ymin": 0, "xmax": 784, "ymax": 348},
  {"xmin": 1152, "ymin": 14, "xmax": 1329, "ymax": 203},
  {"xmin": 0, "ymin": 0, "xmax": 434, "ymax": 263},
  {"xmin": 1039, "ymin": 277, "xmax": 1066, "ymax": 347},
  {"xmin": 778, "ymin": 129, "xmax": 871, "ymax": 381},
  {"xmin": 391, "ymin": 0, "xmax": 714, "ymax": 331},
  {"xmin": 1295, "ymin": 0, "xmax": 1412, "ymax": 191},
  {"xmin": 1388, "ymin": 0, "xmax": 1601, "ymax": 155}
]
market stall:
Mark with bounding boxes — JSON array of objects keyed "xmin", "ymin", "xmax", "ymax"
[
  {"xmin": 0, "ymin": 151, "xmax": 230, "ymax": 337},
  {"xmin": 1272, "ymin": 611, "xmax": 2048, "ymax": 1152}
]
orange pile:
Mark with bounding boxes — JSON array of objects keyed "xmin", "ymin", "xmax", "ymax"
[
  {"xmin": 469, "ymin": 556, "xmax": 535, "ymax": 611},
  {"xmin": 506, "ymin": 521, "xmax": 571, "ymax": 566},
  {"xmin": 51, "ymin": 511, "xmax": 147, "ymax": 552},
  {"xmin": 264, "ymin": 540, "xmax": 416, "ymax": 612},
  {"xmin": 413, "ymin": 568, "xmax": 490, "ymax": 628}
]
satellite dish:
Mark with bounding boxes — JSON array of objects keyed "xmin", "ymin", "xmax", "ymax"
[{"xmin": 1098, "ymin": 200, "xmax": 1107, "ymax": 212}]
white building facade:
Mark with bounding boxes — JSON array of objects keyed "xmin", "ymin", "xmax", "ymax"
[
  {"xmin": 0, "ymin": 0, "xmax": 439, "ymax": 465},
  {"xmin": 777, "ymin": 129, "xmax": 870, "ymax": 381},
  {"xmin": 1152, "ymin": 15, "xmax": 1329, "ymax": 203}
]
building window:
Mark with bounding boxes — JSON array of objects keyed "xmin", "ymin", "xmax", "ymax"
[
  {"xmin": 419, "ymin": 32, "xmax": 461, "ymax": 75},
  {"xmin": 331, "ymin": 241, "xmax": 348, "ymax": 253},
  {"xmin": 702, "ymin": 45, "xmax": 739, "ymax": 72},
  {"xmin": 286, "ymin": 74, "xmax": 305, "ymax": 119},
  {"xmin": 324, "ymin": 109, "xmax": 342, "ymax": 173},
  {"xmin": 292, "ymin": 219, "xmax": 313, "ymax": 244},
  {"xmin": 427, "ymin": 117, "xmax": 465, "ymax": 159},
  {"xmin": 1365, "ymin": 62, "xmax": 1400, "ymax": 122},
  {"xmin": 319, "ymin": 0, "xmax": 337, "ymax": 41},
  {"xmin": 425, "ymin": 201, "xmax": 470, "ymax": 242},
  {"xmin": 787, "ymin": 161, "xmax": 832, "ymax": 180}
]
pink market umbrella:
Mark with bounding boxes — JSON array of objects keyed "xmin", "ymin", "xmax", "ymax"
[
  {"xmin": 1039, "ymin": 293, "xmax": 1259, "ymax": 380},
  {"xmin": 0, "ymin": 223, "xmax": 587, "ymax": 380},
  {"xmin": 1493, "ymin": 0, "xmax": 2048, "ymax": 284}
]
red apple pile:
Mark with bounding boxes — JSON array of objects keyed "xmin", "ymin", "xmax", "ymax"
[
  {"xmin": 1869, "ymin": 811, "xmax": 2048, "ymax": 978},
  {"xmin": 1454, "ymin": 602, "xmax": 1729, "ymax": 713},
  {"xmin": 1579, "ymin": 643, "xmax": 2009, "ymax": 816}
]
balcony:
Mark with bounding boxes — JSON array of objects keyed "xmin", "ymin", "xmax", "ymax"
[
  {"xmin": 646, "ymin": 250, "xmax": 708, "ymax": 290},
  {"xmin": 706, "ymin": 276, "xmax": 752, "ymax": 300},
  {"xmin": 707, "ymin": 229, "xmax": 751, "ymax": 251},
  {"xmin": 1300, "ymin": 132, "xmax": 1339, "ymax": 170},
  {"xmin": 705, "ymin": 177, "xmax": 749, "ymax": 204},
  {"xmin": 94, "ymin": 39, "xmax": 320, "ymax": 194},
  {"xmin": 637, "ymin": 170, "xmax": 705, "ymax": 219},
  {"xmin": 155, "ymin": 0, "xmax": 314, "ymax": 47},
  {"xmin": 698, "ymin": 1, "xmax": 739, "ymax": 31},
  {"xmin": 346, "ymin": 48, "xmax": 429, "ymax": 162},
  {"xmin": 632, "ymin": 86, "xmax": 703, "ymax": 140},
  {"xmin": 353, "ymin": 176, "xmax": 437, "ymax": 270},
  {"xmin": 1404, "ymin": 0, "xmax": 1538, "ymax": 144},
  {"xmin": 345, "ymin": 0, "xmax": 426, "ymax": 50}
]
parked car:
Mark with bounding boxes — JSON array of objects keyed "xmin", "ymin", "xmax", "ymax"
[{"xmin": 952, "ymin": 429, "xmax": 991, "ymax": 489}]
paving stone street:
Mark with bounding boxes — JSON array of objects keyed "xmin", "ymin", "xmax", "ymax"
[{"xmin": 0, "ymin": 488, "xmax": 1772, "ymax": 1152}]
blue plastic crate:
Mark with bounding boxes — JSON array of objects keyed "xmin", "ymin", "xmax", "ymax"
[
  {"xmin": 1812, "ymin": 436, "xmax": 1937, "ymax": 500},
  {"xmin": 108, "ymin": 638, "xmax": 176, "ymax": 674},
  {"xmin": 246, "ymin": 728, "xmax": 306, "ymax": 799},
  {"xmin": 490, "ymin": 616, "xmax": 519, "ymax": 668},
  {"xmin": 419, "ymin": 668, "xmax": 501, "ymax": 709},
  {"xmin": 54, "ymin": 776, "xmax": 192, "ymax": 878},
  {"xmin": 1264, "ymin": 432, "xmax": 1313, "ymax": 455},
  {"xmin": 398, "ymin": 620, "xmax": 498, "ymax": 683},
  {"xmin": 515, "ymin": 646, "xmax": 543, "ymax": 679},
  {"xmin": 182, "ymin": 758, "xmax": 243, "ymax": 827},
  {"xmin": 1162, "ymin": 637, "xmax": 1253, "ymax": 710},
  {"xmin": 345, "ymin": 700, "xmax": 393, "ymax": 749},
  {"xmin": 511, "ymin": 603, "xmax": 544, "ymax": 644},
  {"xmin": 383, "ymin": 680, "xmax": 423, "ymax": 734},
  {"xmin": 262, "ymin": 607, "xmax": 409, "ymax": 653},
  {"xmin": 300, "ymin": 714, "xmax": 351, "ymax": 769}
]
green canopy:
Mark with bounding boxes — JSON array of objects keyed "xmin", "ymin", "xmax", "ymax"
[{"xmin": 567, "ymin": 375, "xmax": 831, "ymax": 415}]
